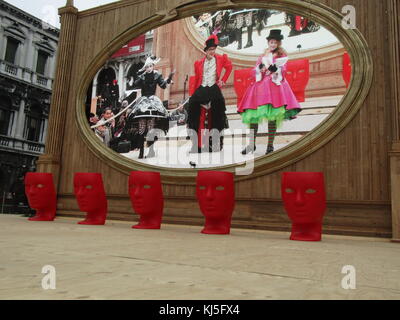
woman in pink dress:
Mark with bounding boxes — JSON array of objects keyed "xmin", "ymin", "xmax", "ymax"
[{"xmin": 237, "ymin": 29, "xmax": 302, "ymax": 155}]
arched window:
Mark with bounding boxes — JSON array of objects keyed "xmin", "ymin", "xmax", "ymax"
[
  {"xmin": 0, "ymin": 96, "xmax": 13, "ymax": 136},
  {"xmin": 24, "ymin": 103, "xmax": 43, "ymax": 142},
  {"xmin": 96, "ymin": 67, "xmax": 116, "ymax": 97}
]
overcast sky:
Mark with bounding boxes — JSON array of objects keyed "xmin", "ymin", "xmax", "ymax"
[{"xmin": 5, "ymin": 0, "xmax": 119, "ymax": 28}]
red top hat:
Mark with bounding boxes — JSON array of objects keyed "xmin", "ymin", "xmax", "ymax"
[{"xmin": 204, "ymin": 34, "xmax": 219, "ymax": 52}]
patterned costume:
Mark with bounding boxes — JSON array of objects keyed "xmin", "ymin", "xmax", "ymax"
[{"xmin": 125, "ymin": 56, "xmax": 173, "ymax": 158}]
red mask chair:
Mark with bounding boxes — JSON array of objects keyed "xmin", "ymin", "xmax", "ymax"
[
  {"xmin": 234, "ymin": 68, "xmax": 255, "ymax": 106},
  {"xmin": 196, "ymin": 171, "xmax": 235, "ymax": 234},
  {"xmin": 74, "ymin": 173, "xmax": 108, "ymax": 225},
  {"xmin": 24, "ymin": 172, "xmax": 56, "ymax": 221},
  {"xmin": 342, "ymin": 52, "xmax": 352, "ymax": 88},
  {"xmin": 281, "ymin": 172, "xmax": 326, "ymax": 241},
  {"xmin": 129, "ymin": 171, "xmax": 164, "ymax": 229},
  {"xmin": 285, "ymin": 59, "xmax": 310, "ymax": 102}
]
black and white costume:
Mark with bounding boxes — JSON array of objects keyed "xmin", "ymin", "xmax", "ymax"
[{"xmin": 124, "ymin": 56, "xmax": 173, "ymax": 159}]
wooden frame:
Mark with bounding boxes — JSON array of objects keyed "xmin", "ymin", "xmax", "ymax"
[
  {"xmin": 37, "ymin": 0, "xmax": 400, "ymax": 239},
  {"xmin": 74, "ymin": 0, "xmax": 373, "ymax": 185}
]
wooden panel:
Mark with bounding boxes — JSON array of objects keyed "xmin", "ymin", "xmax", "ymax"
[
  {"xmin": 39, "ymin": 0, "xmax": 398, "ymax": 238},
  {"xmin": 57, "ymin": 194, "xmax": 391, "ymax": 238}
]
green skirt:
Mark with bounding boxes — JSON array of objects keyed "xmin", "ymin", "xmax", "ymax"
[{"xmin": 241, "ymin": 104, "xmax": 300, "ymax": 128}]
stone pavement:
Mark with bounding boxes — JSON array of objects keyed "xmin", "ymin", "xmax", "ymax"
[{"xmin": 1, "ymin": 214, "xmax": 399, "ymax": 300}]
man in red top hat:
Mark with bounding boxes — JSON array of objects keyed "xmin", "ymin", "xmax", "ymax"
[{"xmin": 187, "ymin": 34, "xmax": 233, "ymax": 153}]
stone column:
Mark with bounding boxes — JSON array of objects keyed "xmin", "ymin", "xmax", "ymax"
[
  {"xmin": 24, "ymin": 30, "xmax": 35, "ymax": 70},
  {"xmin": 19, "ymin": 41, "xmax": 27, "ymax": 71},
  {"xmin": 0, "ymin": 16, "xmax": 6, "ymax": 60},
  {"xmin": 10, "ymin": 111, "xmax": 18, "ymax": 137},
  {"xmin": 118, "ymin": 61, "xmax": 124, "ymax": 99},
  {"xmin": 91, "ymin": 71, "xmax": 99, "ymax": 99},
  {"xmin": 14, "ymin": 99, "xmax": 26, "ymax": 140},
  {"xmin": 48, "ymin": 54, "xmax": 57, "ymax": 80},
  {"xmin": 36, "ymin": 1, "xmax": 78, "ymax": 185},
  {"xmin": 388, "ymin": 0, "xmax": 400, "ymax": 242},
  {"xmin": 41, "ymin": 118, "xmax": 49, "ymax": 143}
]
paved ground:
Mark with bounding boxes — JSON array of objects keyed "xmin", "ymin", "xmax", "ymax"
[{"xmin": 1, "ymin": 214, "xmax": 399, "ymax": 300}]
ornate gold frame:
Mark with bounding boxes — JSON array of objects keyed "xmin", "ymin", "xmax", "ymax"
[{"xmin": 75, "ymin": 0, "xmax": 373, "ymax": 185}]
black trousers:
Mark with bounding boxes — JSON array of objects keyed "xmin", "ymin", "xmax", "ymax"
[{"xmin": 187, "ymin": 84, "xmax": 229, "ymax": 134}]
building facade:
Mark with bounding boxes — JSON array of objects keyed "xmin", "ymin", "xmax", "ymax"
[
  {"xmin": 88, "ymin": 31, "xmax": 154, "ymax": 115},
  {"xmin": 0, "ymin": 1, "xmax": 59, "ymax": 211}
]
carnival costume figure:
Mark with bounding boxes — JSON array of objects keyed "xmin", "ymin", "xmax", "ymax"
[
  {"xmin": 237, "ymin": 29, "xmax": 302, "ymax": 155},
  {"xmin": 187, "ymin": 35, "xmax": 232, "ymax": 153},
  {"xmin": 125, "ymin": 56, "xmax": 174, "ymax": 159}
]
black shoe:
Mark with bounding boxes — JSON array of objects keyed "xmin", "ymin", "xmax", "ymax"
[
  {"xmin": 265, "ymin": 145, "xmax": 274, "ymax": 155},
  {"xmin": 139, "ymin": 147, "xmax": 144, "ymax": 159},
  {"xmin": 244, "ymin": 41, "xmax": 253, "ymax": 48},
  {"xmin": 241, "ymin": 145, "xmax": 256, "ymax": 155}
]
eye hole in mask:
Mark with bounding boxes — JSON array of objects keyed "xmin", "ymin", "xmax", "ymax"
[
  {"xmin": 305, "ymin": 189, "xmax": 316, "ymax": 194},
  {"xmin": 143, "ymin": 185, "xmax": 151, "ymax": 189},
  {"xmin": 37, "ymin": 184, "xmax": 44, "ymax": 188},
  {"xmin": 216, "ymin": 186, "xmax": 225, "ymax": 191},
  {"xmin": 85, "ymin": 185, "xmax": 93, "ymax": 189},
  {"xmin": 285, "ymin": 188, "xmax": 294, "ymax": 193},
  {"xmin": 199, "ymin": 186, "xmax": 206, "ymax": 190}
]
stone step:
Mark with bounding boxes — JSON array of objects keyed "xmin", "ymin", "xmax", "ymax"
[
  {"xmin": 153, "ymin": 133, "xmax": 305, "ymax": 148},
  {"xmin": 121, "ymin": 142, "xmax": 293, "ymax": 168},
  {"xmin": 226, "ymin": 107, "xmax": 335, "ymax": 120},
  {"xmin": 225, "ymin": 95, "xmax": 342, "ymax": 114},
  {"xmin": 162, "ymin": 114, "xmax": 329, "ymax": 140},
  {"xmin": 119, "ymin": 95, "xmax": 343, "ymax": 167}
]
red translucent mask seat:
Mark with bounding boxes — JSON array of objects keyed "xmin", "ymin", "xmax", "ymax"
[
  {"xmin": 295, "ymin": 15, "xmax": 309, "ymax": 31},
  {"xmin": 196, "ymin": 171, "xmax": 235, "ymax": 234},
  {"xmin": 281, "ymin": 172, "xmax": 326, "ymax": 241},
  {"xmin": 234, "ymin": 68, "xmax": 255, "ymax": 106},
  {"xmin": 25, "ymin": 172, "xmax": 56, "ymax": 221},
  {"xmin": 342, "ymin": 52, "xmax": 352, "ymax": 88},
  {"xmin": 129, "ymin": 171, "xmax": 164, "ymax": 229},
  {"xmin": 285, "ymin": 59, "xmax": 310, "ymax": 102},
  {"xmin": 74, "ymin": 173, "xmax": 108, "ymax": 225}
]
